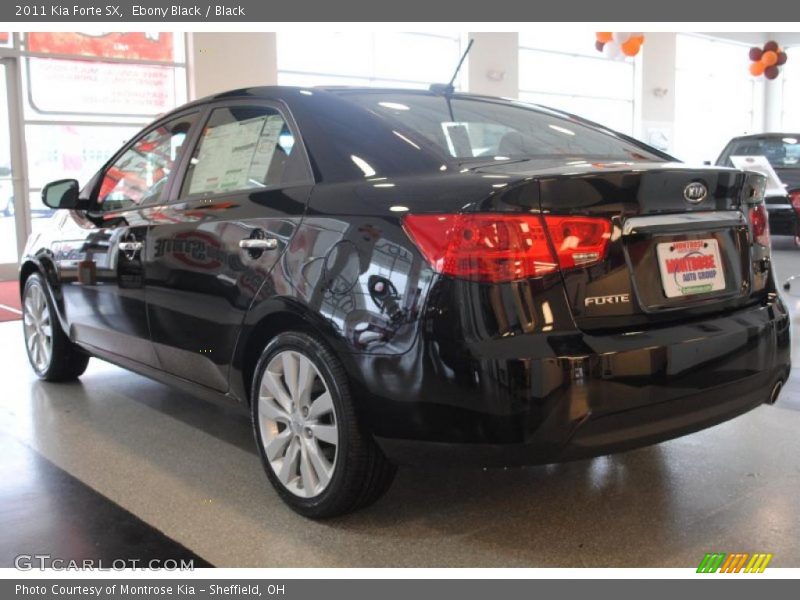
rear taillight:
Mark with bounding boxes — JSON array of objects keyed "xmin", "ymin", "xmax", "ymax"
[
  {"xmin": 403, "ymin": 213, "xmax": 611, "ymax": 283},
  {"xmin": 749, "ymin": 203, "xmax": 770, "ymax": 247},
  {"xmin": 542, "ymin": 216, "xmax": 612, "ymax": 270},
  {"xmin": 790, "ymin": 190, "xmax": 800, "ymax": 217}
]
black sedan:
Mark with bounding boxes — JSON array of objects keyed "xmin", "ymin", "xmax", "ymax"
[
  {"xmin": 717, "ymin": 133, "xmax": 800, "ymax": 244},
  {"xmin": 20, "ymin": 87, "xmax": 791, "ymax": 517}
]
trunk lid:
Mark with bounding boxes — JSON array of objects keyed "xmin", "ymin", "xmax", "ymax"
[{"xmin": 477, "ymin": 160, "xmax": 771, "ymax": 331}]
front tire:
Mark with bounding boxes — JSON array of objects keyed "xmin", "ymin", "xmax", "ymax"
[
  {"xmin": 251, "ymin": 331, "xmax": 396, "ymax": 518},
  {"xmin": 22, "ymin": 273, "xmax": 89, "ymax": 381}
]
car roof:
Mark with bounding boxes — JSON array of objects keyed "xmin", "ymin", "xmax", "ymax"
[
  {"xmin": 173, "ymin": 85, "xmax": 632, "ymax": 143},
  {"xmin": 726, "ymin": 133, "xmax": 800, "ymax": 141},
  {"xmin": 179, "ymin": 85, "xmax": 536, "ymax": 113},
  {"xmin": 195, "ymin": 84, "xmax": 511, "ymax": 100}
]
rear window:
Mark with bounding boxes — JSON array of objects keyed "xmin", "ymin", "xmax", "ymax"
[
  {"xmin": 340, "ymin": 92, "xmax": 663, "ymax": 162},
  {"xmin": 721, "ymin": 136, "xmax": 800, "ymax": 169}
]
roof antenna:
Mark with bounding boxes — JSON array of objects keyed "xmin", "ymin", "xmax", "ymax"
[{"xmin": 430, "ymin": 38, "xmax": 474, "ymax": 95}]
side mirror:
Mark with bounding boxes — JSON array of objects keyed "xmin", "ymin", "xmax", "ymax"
[
  {"xmin": 703, "ymin": 160, "xmax": 712, "ymax": 165},
  {"xmin": 42, "ymin": 179, "xmax": 79, "ymax": 209}
]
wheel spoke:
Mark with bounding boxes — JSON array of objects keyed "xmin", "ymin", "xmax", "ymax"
[
  {"xmin": 304, "ymin": 438, "xmax": 333, "ymax": 489},
  {"xmin": 33, "ymin": 337, "xmax": 43, "ymax": 367},
  {"xmin": 24, "ymin": 296, "xmax": 37, "ymax": 318},
  {"xmin": 295, "ymin": 356, "xmax": 315, "ymax": 406},
  {"xmin": 261, "ymin": 369, "xmax": 293, "ymax": 413},
  {"xmin": 277, "ymin": 438, "xmax": 300, "ymax": 485},
  {"xmin": 310, "ymin": 424, "xmax": 338, "ymax": 445},
  {"xmin": 27, "ymin": 331, "xmax": 37, "ymax": 353},
  {"xmin": 264, "ymin": 428, "xmax": 292, "ymax": 461},
  {"xmin": 281, "ymin": 352, "xmax": 299, "ymax": 401},
  {"xmin": 308, "ymin": 391, "xmax": 333, "ymax": 420},
  {"xmin": 298, "ymin": 443, "xmax": 318, "ymax": 494},
  {"xmin": 259, "ymin": 396, "xmax": 290, "ymax": 423},
  {"xmin": 34, "ymin": 288, "xmax": 44, "ymax": 312}
]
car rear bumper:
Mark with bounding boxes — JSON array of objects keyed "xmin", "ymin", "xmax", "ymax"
[
  {"xmin": 376, "ymin": 365, "xmax": 783, "ymax": 466},
  {"xmin": 357, "ymin": 294, "xmax": 791, "ymax": 467}
]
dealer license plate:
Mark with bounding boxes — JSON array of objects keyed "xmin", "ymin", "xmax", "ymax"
[{"xmin": 656, "ymin": 238, "xmax": 726, "ymax": 298}]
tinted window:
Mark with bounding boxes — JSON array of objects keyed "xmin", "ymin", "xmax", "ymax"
[
  {"xmin": 181, "ymin": 106, "xmax": 297, "ymax": 197},
  {"xmin": 97, "ymin": 113, "xmax": 196, "ymax": 211},
  {"xmin": 341, "ymin": 93, "xmax": 663, "ymax": 162},
  {"xmin": 722, "ymin": 136, "xmax": 800, "ymax": 168}
]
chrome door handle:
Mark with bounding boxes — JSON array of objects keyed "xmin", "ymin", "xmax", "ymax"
[
  {"xmin": 239, "ymin": 238, "xmax": 278, "ymax": 251},
  {"xmin": 118, "ymin": 241, "xmax": 143, "ymax": 252}
]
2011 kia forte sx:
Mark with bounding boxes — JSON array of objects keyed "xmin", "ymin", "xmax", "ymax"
[{"xmin": 20, "ymin": 87, "xmax": 791, "ymax": 518}]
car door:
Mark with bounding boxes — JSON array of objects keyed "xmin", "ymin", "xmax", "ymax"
[
  {"xmin": 55, "ymin": 111, "xmax": 199, "ymax": 366},
  {"xmin": 143, "ymin": 100, "xmax": 314, "ymax": 391}
]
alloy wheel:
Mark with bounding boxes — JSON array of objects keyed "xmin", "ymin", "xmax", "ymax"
[
  {"xmin": 23, "ymin": 282, "xmax": 53, "ymax": 372},
  {"xmin": 257, "ymin": 350, "xmax": 339, "ymax": 498}
]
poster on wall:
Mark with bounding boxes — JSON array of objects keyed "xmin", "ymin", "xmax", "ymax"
[
  {"xmin": 27, "ymin": 58, "xmax": 180, "ymax": 116},
  {"xmin": 26, "ymin": 32, "xmax": 175, "ymax": 61}
]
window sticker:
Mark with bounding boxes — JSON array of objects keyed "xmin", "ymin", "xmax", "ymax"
[
  {"xmin": 188, "ymin": 114, "xmax": 287, "ymax": 195},
  {"xmin": 441, "ymin": 122, "xmax": 474, "ymax": 157}
]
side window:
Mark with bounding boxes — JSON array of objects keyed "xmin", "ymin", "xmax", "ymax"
[
  {"xmin": 181, "ymin": 106, "xmax": 297, "ymax": 197},
  {"xmin": 97, "ymin": 113, "xmax": 196, "ymax": 211}
]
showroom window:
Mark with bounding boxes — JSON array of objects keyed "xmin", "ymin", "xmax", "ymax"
[
  {"xmin": 673, "ymin": 34, "xmax": 764, "ymax": 165},
  {"xmin": 18, "ymin": 33, "xmax": 188, "ymax": 226},
  {"xmin": 780, "ymin": 46, "xmax": 800, "ymax": 131},
  {"xmin": 276, "ymin": 32, "xmax": 466, "ymax": 89},
  {"xmin": 518, "ymin": 31, "xmax": 637, "ymax": 135}
]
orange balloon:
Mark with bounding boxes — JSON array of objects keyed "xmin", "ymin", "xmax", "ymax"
[
  {"xmin": 633, "ymin": 34, "xmax": 645, "ymax": 43},
  {"xmin": 762, "ymin": 50, "xmax": 778, "ymax": 66},
  {"xmin": 750, "ymin": 61, "xmax": 766, "ymax": 76},
  {"xmin": 596, "ymin": 32, "xmax": 613, "ymax": 43},
  {"xmin": 621, "ymin": 38, "xmax": 642, "ymax": 57}
]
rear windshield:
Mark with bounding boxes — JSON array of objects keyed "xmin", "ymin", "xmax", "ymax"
[
  {"xmin": 721, "ymin": 136, "xmax": 800, "ymax": 169},
  {"xmin": 340, "ymin": 92, "xmax": 664, "ymax": 163}
]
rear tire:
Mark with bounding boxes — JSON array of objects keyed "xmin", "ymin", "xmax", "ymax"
[
  {"xmin": 22, "ymin": 273, "xmax": 89, "ymax": 381},
  {"xmin": 251, "ymin": 331, "xmax": 396, "ymax": 518}
]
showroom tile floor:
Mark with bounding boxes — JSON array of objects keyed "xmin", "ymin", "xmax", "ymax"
[{"xmin": 0, "ymin": 246, "xmax": 799, "ymax": 568}]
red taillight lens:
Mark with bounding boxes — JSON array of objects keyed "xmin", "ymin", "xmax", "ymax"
[
  {"xmin": 749, "ymin": 203, "xmax": 770, "ymax": 247},
  {"xmin": 541, "ymin": 216, "xmax": 613, "ymax": 270},
  {"xmin": 403, "ymin": 213, "xmax": 611, "ymax": 283},
  {"xmin": 790, "ymin": 190, "xmax": 800, "ymax": 216}
]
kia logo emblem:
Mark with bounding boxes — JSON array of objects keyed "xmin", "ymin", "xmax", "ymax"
[{"xmin": 684, "ymin": 181, "xmax": 708, "ymax": 204}]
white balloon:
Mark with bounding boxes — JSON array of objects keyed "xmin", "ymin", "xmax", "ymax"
[
  {"xmin": 603, "ymin": 41, "xmax": 622, "ymax": 60},
  {"xmin": 612, "ymin": 32, "xmax": 631, "ymax": 44}
]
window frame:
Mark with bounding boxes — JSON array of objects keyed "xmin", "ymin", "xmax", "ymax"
[
  {"xmin": 169, "ymin": 98, "xmax": 315, "ymax": 203},
  {"xmin": 87, "ymin": 107, "xmax": 202, "ymax": 214}
]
